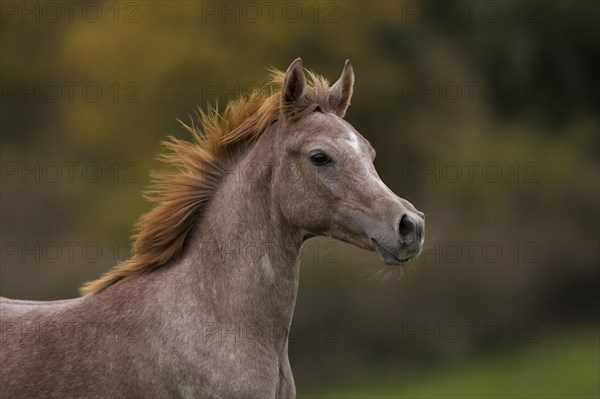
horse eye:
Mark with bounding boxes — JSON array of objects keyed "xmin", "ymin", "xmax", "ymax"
[{"xmin": 309, "ymin": 152, "xmax": 331, "ymax": 166}]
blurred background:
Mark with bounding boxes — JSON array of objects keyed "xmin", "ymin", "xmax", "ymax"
[{"xmin": 1, "ymin": 1, "xmax": 598, "ymax": 397}]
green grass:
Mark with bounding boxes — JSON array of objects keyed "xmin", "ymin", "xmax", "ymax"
[{"xmin": 301, "ymin": 332, "xmax": 599, "ymax": 399}]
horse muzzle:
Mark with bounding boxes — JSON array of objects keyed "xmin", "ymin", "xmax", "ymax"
[{"xmin": 370, "ymin": 211, "xmax": 424, "ymax": 265}]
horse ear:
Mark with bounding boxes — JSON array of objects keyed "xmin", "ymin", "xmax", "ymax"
[
  {"xmin": 281, "ymin": 58, "xmax": 307, "ymax": 118},
  {"xmin": 328, "ymin": 59, "xmax": 354, "ymax": 118}
]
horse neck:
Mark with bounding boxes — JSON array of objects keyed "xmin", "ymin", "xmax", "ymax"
[{"xmin": 158, "ymin": 131, "xmax": 304, "ymax": 342}]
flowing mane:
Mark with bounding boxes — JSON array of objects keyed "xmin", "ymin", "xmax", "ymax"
[{"xmin": 81, "ymin": 68, "xmax": 332, "ymax": 295}]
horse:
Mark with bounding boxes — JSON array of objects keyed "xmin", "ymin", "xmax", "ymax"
[{"xmin": 0, "ymin": 58, "xmax": 424, "ymax": 398}]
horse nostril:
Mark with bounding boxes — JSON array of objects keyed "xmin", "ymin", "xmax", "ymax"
[
  {"xmin": 398, "ymin": 214, "xmax": 414, "ymax": 240},
  {"xmin": 398, "ymin": 213, "xmax": 424, "ymax": 244}
]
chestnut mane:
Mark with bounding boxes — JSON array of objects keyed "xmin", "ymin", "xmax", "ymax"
[{"xmin": 81, "ymin": 68, "xmax": 331, "ymax": 295}]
